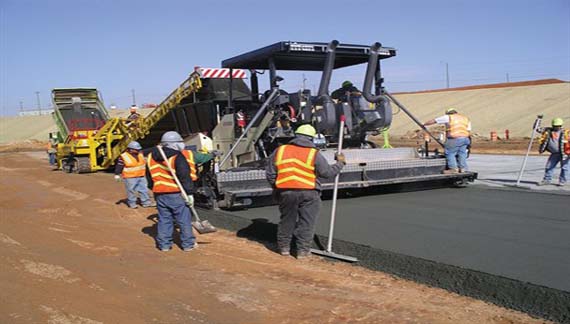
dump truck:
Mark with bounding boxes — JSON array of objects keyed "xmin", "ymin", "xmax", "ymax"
[
  {"xmin": 151, "ymin": 40, "xmax": 477, "ymax": 209},
  {"xmin": 51, "ymin": 72, "xmax": 202, "ymax": 173}
]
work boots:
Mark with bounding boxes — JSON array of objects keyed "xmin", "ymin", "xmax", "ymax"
[{"xmin": 443, "ymin": 168, "xmax": 459, "ymax": 174}]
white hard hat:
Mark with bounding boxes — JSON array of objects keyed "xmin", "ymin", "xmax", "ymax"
[
  {"xmin": 161, "ymin": 131, "xmax": 184, "ymax": 143},
  {"xmin": 127, "ymin": 141, "xmax": 142, "ymax": 150}
]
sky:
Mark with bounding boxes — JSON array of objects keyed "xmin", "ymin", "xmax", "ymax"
[{"xmin": 1, "ymin": 0, "xmax": 569, "ymax": 115}]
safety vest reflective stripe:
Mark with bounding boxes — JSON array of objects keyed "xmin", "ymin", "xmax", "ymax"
[
  {"xmin": 121, "ymin": 152, "xmax": 146, "ymax": 178},
  {"xmin": 275, "ymin": 145, "xmax": 317, "ymax": 189},
  {"xmin": 147, "ymin": 155, "xmax": 180, "ymax": 193},
  {"xmin": 447, "ymin": 114, "xmax": 470, "ymax": 138},
  {"xmin": 182, "ymin": 150, "xmax": 198, "ymax": 181}
]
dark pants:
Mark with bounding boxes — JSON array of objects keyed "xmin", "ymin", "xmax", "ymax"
[{"xmin": 277, "ymin": 190, "xmax": 321, "ymax": 253}]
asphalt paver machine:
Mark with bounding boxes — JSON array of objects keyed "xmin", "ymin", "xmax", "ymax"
[{"xmin": 187, "ymin": 40, "xmax": 477, "ymax": 209}]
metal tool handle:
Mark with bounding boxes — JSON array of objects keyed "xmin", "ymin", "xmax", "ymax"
[
  {"xmin": 326, "ymin": 115, "xmax": 345, "ymax": 253},
  {"xmin": 515, "ymin": 115, "xmax": 543, "ymax": 186},
  {"xmin": 384, "ymin": 91, "xmax": 445, "ymax": 147},
  {"xmin": 156, "ymin": 145, "xmax": 202, "ymax": 222},
  {"xmin": 219, "ymin": 88, "xmax": 280, "ymax": 168}
]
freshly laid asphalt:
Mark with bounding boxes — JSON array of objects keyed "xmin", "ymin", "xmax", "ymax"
[{"xmin": 230, "ymin": 186, "xmax": 570, "ymax": 292}]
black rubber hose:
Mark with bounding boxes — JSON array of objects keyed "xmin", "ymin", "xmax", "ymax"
[
  {"xmin": 317, "ymin": 40, "xmax": 339, "ymax": 97},
  {"xmin": 362, "ymin": 42, "xmax": 384, "ymax": 103}
]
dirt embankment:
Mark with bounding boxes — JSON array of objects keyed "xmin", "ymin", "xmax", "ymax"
[{"xmin": 0, "ymin": 152, "xmax": 547, "ymax": 324}]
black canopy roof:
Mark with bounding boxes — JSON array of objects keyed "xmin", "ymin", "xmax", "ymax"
[{"xmin": 221, "ymin": 41, "xmax": 396, "ymax": 71}]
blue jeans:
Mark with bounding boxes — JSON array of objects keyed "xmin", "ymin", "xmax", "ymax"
[
  {"xmin": 445, "ymin": 137, "xmax": 470, "ymax": 170},
  {"xmin": 124, "ymin": 177, "xmax": 151, "ymax": 207},
  {"xmin": 155, "ymin": 193, "xmax": 196, "ymax": 250},
  {"xmin": 48, "ymin": 153, "xmax": 56, "ymax": 165},
  {"xmin": 543, "ymin": 153, "xmax": 568, "ymax": 183}
]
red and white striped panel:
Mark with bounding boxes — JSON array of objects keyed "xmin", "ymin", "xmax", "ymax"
[{"xmin": 198, "ymin": 68, "xmax": 247, "ymax": 79}]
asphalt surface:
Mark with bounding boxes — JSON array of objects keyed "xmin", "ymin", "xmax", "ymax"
[{"xmin": 230, "ymin": 186, "xmax": 570, "ymax": 292}]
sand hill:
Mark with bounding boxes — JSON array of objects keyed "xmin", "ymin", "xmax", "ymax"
[
  {"xmin": 0, "ymin": 80, "xmax": 568, "ymax": 144},
  {"xmin": 389, "ymin": 79, "xmax": 569, "ymax": 137}
]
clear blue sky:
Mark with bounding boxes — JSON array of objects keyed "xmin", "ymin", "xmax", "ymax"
[{"xmin": 1, "ymin": 0, "xmax": 569, "ymax": 115}]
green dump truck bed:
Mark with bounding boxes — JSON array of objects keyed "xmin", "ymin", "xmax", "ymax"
[{"xmin": 51, "ymin": 88, "xmax": 109, "ymax": 140}]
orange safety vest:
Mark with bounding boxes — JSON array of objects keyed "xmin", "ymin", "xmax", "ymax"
[
  {"xmin": 446, "ymin": 114, "xmax": 470, "ymax": 138},
  {"xmin": 275, "ymin": 145, "xmax": 317, "ymax": 189},
  {"xmin": 181, "ymin": 150, "xmax": 198, "ymax": 181},
  {"xmin": 147, "ymin": 155, "xmax": 180, "ymax": 193},
  {"xmin": 120, "ymin": 152, "xmax": 146, "ymax": 178},
  {"xmin": 562, "ymin": 129, "xmax": 570, "ymax": 155}
]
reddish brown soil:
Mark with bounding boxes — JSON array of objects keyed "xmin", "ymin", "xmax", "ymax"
[
  {"xmin": 387, "ymin": 138, "xmax": 540, "ymax": 155},
  {"xmin": 0, "ymin": 152, "xmax": 548, "ymax": 323}
]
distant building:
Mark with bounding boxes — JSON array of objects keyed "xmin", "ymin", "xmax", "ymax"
[{"xmin": 18, "ymin": 109, "xmax": 54, "ymax": 117}]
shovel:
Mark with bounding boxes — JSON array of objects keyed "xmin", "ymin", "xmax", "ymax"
[{"xmin": 156, "ymin": 145, "xmax": 217, "ymax": 234}]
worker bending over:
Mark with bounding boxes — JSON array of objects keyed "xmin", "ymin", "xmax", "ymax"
[
  {"xmin": 114, "ymin": 141, "xmax": 155, "ymax": 209},
  {"xmin": 538, "ymin": 118, "xmax": 568, "ymax": 186},
  {"xmin": 266, "ymin": 124, "xmax": 346, "ymax": 259},
  {"xmin": 424, "ymin": 108, "xmax": 471, "ymax": 173}
]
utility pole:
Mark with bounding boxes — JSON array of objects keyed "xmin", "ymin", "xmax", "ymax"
[
  {"xmin": 302, "ymin": 74, "xmax": 307, "ymax": 91},
  {"xmin": 35, "ymin": 91, "xmax": 41, "ymax": 114},
  {"xmin": 19, "ymin": 100, "xmax": 24, "ymax": 112},
  {"xmin": 445, "ymin": 62, "xmax": 450, "ymax": 88},
  {"xmin": 506, "ymin": 73, "xmax": 510, "ymax": 83},
  {"xmin": 131, "ymin": 89, "xmax": 136, "ymax": 106}
]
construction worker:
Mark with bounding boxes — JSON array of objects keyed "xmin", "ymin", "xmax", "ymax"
[
  {"xmin": 266, "ymin": 124, "xmax": 346, "ymax": 259},
  {"xmin": 181, "ymin": 144, "xmax": 220, "ymax": 182},
  {"xmin": 127, "ymin": 105, "xmax": 141, "ymax": 122},
  {"xmin": 538, "ymin": 118, "xmax": 568, "ymax": 186},
  {"xmin": 331, "ymin": 80, "xmax": 361, "ymax": 102},
  {"xmin": 114, "ymin": 141, "xmax": 155, "ymax": 209},
  {"xmin": 146, "ymin": 131, "xmax": 197, "ymax": 252},
  {"xmin": 424, "ymin": 108, "xmax": 471, "ymax": 173},
  {"xmin": 46, "ymin": 136, "xmax": 58, "ymax": 166}
]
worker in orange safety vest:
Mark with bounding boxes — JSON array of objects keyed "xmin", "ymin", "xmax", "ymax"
[
  {"xmin": 537, "ymin": 117, "xmax": 568, "ymax": 186},
  {"xmin": 265, "ymin": 124, "xmax": 346, "ymax": 259},
  {"xmin": 424, "ymin": 108, "xmax": 472, "ymax": 174},
  {"xmin": 114, "ymin": 141, "xmax": 155, "ymax": 209}
]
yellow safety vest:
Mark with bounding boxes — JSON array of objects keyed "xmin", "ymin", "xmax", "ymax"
[{"xmin": 447, "ymin": 114, "xmax": 470, "ymax": 138}]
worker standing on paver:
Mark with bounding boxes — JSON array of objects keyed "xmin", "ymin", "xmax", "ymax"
[
  {"xmin": 266, "ymin": 124, "xmax": 346, "ymax": 259},
  {"xmin": 424, "ymin": 108, "xmax": 471, "ymax": 173},
  {"xmin": 538, "ymin": 118, "xmax": 568, "ymax": 186},
  {"xmin": 114, "ymin": 141, "xmax": 155, "ymax": 209},
  {"xmin": 127, "ymin": 105, "xmax": 141, "ymax": 122},
  {"xmin": 146, "ymin": 131, "xmax": 197, "ymax": 252},
  {"xmin": 331, "ymin": 80, "xmax": 361, "ymax": 102}
]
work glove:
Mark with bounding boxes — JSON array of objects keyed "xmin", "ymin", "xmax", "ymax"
[
  {"xmin": 114, "ymin": 175, "xmax": 122, "ymax": 182},
  {"xmin": 185, "ymin": 195, "xmax": 194, "ymax": 207},
  {"xmin": 335, "ymin": 153, "xmax": 347, "ymax": 165}
]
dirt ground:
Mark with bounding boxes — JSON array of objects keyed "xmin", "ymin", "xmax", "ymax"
[{"xmin": 0, "ymin": 152, "xmax": 549, "ymax": 324}]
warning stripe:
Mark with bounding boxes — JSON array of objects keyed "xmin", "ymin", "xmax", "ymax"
[{"xmin": 198, "ymin": 68, "xmax": 246, "ymax": 79}]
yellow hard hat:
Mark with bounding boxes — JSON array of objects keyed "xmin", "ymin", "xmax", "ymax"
[
  {"xmin": 295, "ymin": 124, "xmax": 317, "ymax": 138},
  {"xmin": 445, "ymin": 108, "xmax": 457, "ymax": 114},
  {"xmin": 552, "ymin": 118, "xmax": 563, "ymax": 127}
]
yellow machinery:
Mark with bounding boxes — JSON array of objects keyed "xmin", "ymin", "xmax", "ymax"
[{"xmin": 53, "ymin": 72, "xmax": 202, "ymax": 173}]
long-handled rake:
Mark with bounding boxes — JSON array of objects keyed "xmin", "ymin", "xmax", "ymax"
[{"xmin": 310, "ymin": 115, "xmax": 358, "ymax": 262}]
